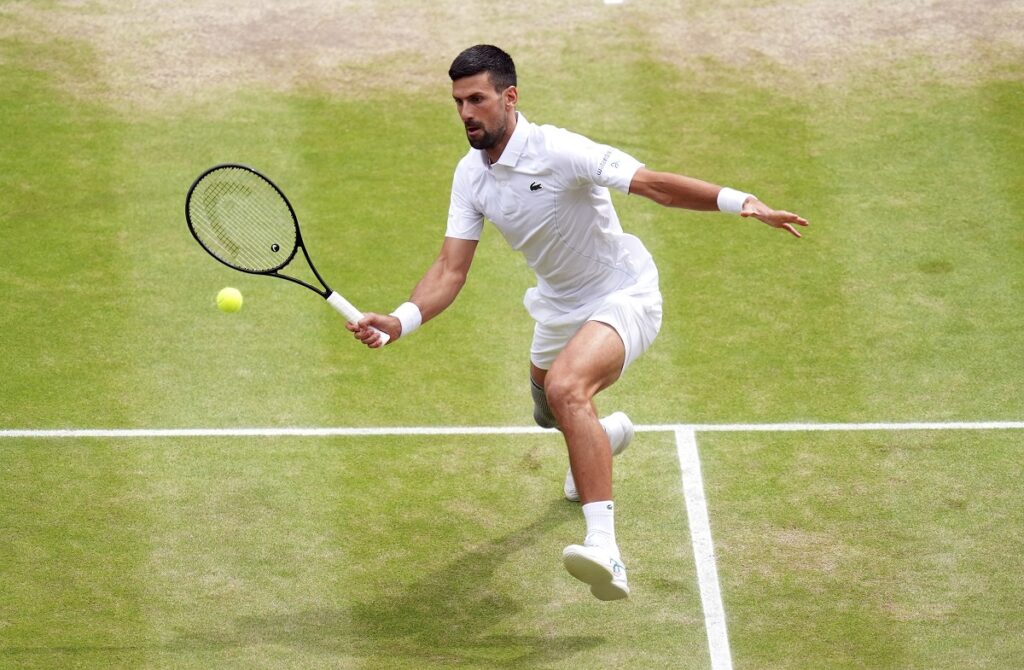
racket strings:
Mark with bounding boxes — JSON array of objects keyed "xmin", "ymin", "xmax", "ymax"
[{"xmin": 189, "ymin": 167, "xmax": 297, "ymax": 273}]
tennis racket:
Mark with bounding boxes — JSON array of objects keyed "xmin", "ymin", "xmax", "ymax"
[{"xmin": 185, "ymin": 163, "xmax": 389, "ymax": 345}]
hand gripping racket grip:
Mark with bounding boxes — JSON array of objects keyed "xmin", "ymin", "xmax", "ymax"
[{"xmin": 326, "ymin": 292, "xmax": 391, "ymax": 346}]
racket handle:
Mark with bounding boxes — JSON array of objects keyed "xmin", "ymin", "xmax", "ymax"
[{"xmin": 326, "ymin": 292, "xmax": 391, "ymax": 346}]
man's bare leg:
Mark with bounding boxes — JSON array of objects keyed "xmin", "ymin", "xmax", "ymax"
[
  {"xmin": 539, "ymin": 321, "xmax": 624, "ymax": 503},
  {"xmin": 537, "ymin": 321, "xmax": 631, "ymax": 600}
]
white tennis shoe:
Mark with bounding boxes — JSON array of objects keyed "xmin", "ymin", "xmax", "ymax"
[
  {"xmin": 563, "ymin": 412, "xmax": 634, "ymax": 502},
  {"xmin": 562, "ymin": 541, "xmax": 629, "ymax": 601}
]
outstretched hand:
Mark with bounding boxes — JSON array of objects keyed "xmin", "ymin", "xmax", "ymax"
[
  {"xmin": 345, "ymin": 313, "xmax": 401, "ymax": 349},
  {"xmin": 741, "ymin": 198, "xmax": 809, "ymax": 238}
]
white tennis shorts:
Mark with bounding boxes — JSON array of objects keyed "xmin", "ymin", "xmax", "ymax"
[{"xmin": 525, "ymin": 263, "xmax": 663, "ymax": 374}]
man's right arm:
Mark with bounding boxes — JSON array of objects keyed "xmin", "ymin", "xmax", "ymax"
[
  {"xmin": 408, "ymin": 236, "xmax": 478, "ymax": 323},
  {"xmin": 347, "ymin": 236, "xmax": 478, "ymax": 348}
]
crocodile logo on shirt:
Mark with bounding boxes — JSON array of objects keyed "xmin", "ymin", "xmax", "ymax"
[{"xmin": 530, "ymin": 182, "xmax": 543, "ymax": 191}]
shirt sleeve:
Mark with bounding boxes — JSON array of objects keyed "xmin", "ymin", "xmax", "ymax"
[
  {"xmin": 445, "ymin": 161, "xmax": 484, "ymax": 240},
  {"xmin": 558, "ymin": 129, "xmax": 645, "ymax": 193}
]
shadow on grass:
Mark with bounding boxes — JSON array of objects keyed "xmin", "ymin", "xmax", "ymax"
[
  {"xmin": 339, "ymin": 498, "xmax": 603, "ymax": 667},
  {"xmin": 0, "ymin": 501, "xmax": 598, "ymax": 668}
]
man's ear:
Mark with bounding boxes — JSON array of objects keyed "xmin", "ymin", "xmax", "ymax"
[{"xmin": 504, "ymin": 85, "xmax": 518, "ymax": 109}]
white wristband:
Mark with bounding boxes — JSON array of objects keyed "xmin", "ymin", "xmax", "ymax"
[
  {"xmin": 717, "ymin": 187, "xmax": 754, "ymax": 214},
  {"xmin": 389, "ymin": 301, "xmax": 422, "ymax": 338}
]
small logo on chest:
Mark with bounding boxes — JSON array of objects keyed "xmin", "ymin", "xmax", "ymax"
[{"xmin": 529, "ymin": 181, "xmax": 543, "ymax": 192}]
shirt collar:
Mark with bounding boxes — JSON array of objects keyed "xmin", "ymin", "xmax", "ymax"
[{"xmin": 480, "ymin": 112, "xmax": 530, "ymax": 168}]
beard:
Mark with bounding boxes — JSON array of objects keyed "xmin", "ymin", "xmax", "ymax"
[{"xmin": 465, "ymin": 119, "xmax": 506, "ymax": 151}]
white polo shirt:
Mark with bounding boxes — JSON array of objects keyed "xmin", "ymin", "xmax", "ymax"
[{"xmin": 446, "ymin": 113, "xmax": 657, "ymax": 319}]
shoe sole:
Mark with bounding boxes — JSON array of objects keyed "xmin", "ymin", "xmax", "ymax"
[
  {"xmin": 563, "ymin": 546, "xmax": 630, "ymax": 601},
  {"xmin": 564, "ymin": 412, "xmax": 634, "ymax": 502}
]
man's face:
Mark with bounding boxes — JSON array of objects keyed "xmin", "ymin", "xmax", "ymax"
[{"xmin": 452, "ymin": 72, "xmax": 515, "ymax": 152}]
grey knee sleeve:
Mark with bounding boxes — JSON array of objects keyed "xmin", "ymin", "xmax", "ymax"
[{"xmin": 531, "ymin": 377, "xmax": 560, "ymax": 429}]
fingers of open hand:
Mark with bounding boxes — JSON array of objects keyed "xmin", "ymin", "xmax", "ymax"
[
  {"xmin": 749, "ymin": 209, "xmax": 809, "ymax": 237},
  {"xmin": 779, "ymin": 210, "xmax": 809, "ymax": 227},
  {"xmin": 779, "ymin": 212, "xmax": 809, "ymax": 238}
]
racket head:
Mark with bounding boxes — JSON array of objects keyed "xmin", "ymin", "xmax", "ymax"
[{"xmin": 186, "ymin": 164, "xmax": 300, "ymax": 274}]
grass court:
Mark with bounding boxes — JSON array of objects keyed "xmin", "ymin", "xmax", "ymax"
[{"xmin": 2, "ymin": 1, "xmax": 1022, "ymax": 667}]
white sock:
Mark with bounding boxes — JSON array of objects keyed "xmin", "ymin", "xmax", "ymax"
[{"xmin": 582, "ymin": 500, "xmax": 617, "ymax": 551}]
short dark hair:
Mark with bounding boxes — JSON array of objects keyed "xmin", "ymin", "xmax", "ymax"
[{"xmin": 448, "ymin": 44, "xmax": 517, "ymax": 91}]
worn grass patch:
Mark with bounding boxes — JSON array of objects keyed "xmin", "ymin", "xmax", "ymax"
[{"xmin": 2, "ymin": 0, "xmax": 1020, "ymax": 112}]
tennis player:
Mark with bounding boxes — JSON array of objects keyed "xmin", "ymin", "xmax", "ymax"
[{"xmin": 349, "ymin": 45, "xmax": 808, "ymax": 601}]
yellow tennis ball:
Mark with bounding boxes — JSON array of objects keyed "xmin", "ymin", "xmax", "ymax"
[{"xmin": 216, "ymin": 287, "xmax": 243, "ymax": 313}]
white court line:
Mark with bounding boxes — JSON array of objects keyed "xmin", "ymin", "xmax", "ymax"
[
  {"xmin": 645, "ymin": 421, "xmax": 1024, "ymax": 433},
  {"xmin": 676, "ymin": 428, "xmax": 733, "ymax": 670},
  {"xmin": 0, "ymin": 426, "xmax": 550, "ymax": 439},
  {"xmin": 1, "ymin": 421, "xmax": 1022, "ymax": 439}
]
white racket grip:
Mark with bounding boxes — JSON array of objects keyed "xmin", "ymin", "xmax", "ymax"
[{"xmin": 326, "ymin": 292, "xmax": 391, "ymax": 346}]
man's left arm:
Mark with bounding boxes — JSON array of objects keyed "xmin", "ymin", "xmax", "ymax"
[{"xmin": 628, "ymin": 167, "xmax": 809, "ymax": 238}]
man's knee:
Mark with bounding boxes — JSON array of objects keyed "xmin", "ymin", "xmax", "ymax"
[
  {"xmin": 530, "ymin": 377, "xmax": 559, "ymax": 429},
  {"xmin": 543, "ymin": 375, "xmax": 590, "ymax": 419}
]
